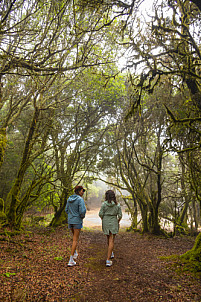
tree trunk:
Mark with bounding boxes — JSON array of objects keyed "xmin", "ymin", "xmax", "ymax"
[
  {"xmin": 182, "ymin": 233, "xmax": 201, "ymax": 272},
  {"xmin": 175, "ymin": 154, "xmax": 190, "ymax": 233},
  {"xmin": 0, "ymin": 198, "xmax": 7, "ymax": 226},
  {"xmin": 123, "ymin": 194, "xmax": 138, "ymax": 229},
  {"xmin": 149, "ymin": 205, "xmax": 161, "ymax": 234},
  {"xmin": 15, "ymin": 180, "xmax": 37, "ymax": 228},
  {"xmin": 139, "ymin": 202, "xmax": 148, "ymax": 232},
  {"xmin": 6, "ymin": 107, "xmax": 40, "ymax": 227},
  {"xmin": 150, "ymin": 135, "xmax": 163, "ymax": 234},
  {"xmin": 50, "ymin": 204, "xmax": 68, "ymax": 227},
  {"xmin": 192, "ymin": 200, "xmax": 198, "ymax": 231},
  {"xmin": 0, "ymin": 128, "xmax": 7, "ymax": 169},
  {"xmin": 132, "ymin": 196, "xmax": 138, "ymax": 228},
  {"xmin": 50, "ymin": 187, "xmax": 72, "ymax": 227}
]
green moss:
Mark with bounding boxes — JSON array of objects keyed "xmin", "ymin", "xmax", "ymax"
[
  {"xmin": 0, "ymin": 229, "xmax": 21, "ymax": 237},
  {"xmin": 0, "ymin": 213, "xmax": 7, "ymax": 227},
  {"xmin": 83, "ymin": 226, "xmax": 94, "ymax": 232},
  {"xmin": 181, "ymin": 233, "xmax": 201, "ymax": 272},
  {"xmin": 50, "ymin": 210, "xmax": 67, "ymax": 227},
  {"xmin": 159, "ymin": 254, "xmax": 179, "ymax": 261},
  {"xmin": 84, "ymin": 253, "xmax": 105, "ymax": 271},
  {"xmin": 175, "ymin": 223, "xmax": 189, "ymax": 235},
  {"xmin": 0, "ymin": 199, "xmax": 7, "ymax": 226},
  {"xmin": 162, "ymin": 234, "xmax": 201, "ymax": 274},
  {"xmin": 158, "ymin": 235, "xmax": 201, "ymax": 275},
  {"xmin": 0, "ymin": 198, "xmax": 4, "ymax": 212}
]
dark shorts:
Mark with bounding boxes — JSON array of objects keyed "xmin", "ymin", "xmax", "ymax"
[{"xmin": 68, "ymin": 223, "xmax": 83, "ymax": 229}]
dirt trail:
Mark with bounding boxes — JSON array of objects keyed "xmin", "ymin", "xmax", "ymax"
[
  {"xmin": 75, "ymin": 231, "xmax": 201, "ymax": 301},
  {"xmin": 0, "ymin": 227, "xmax": 201, "ymax": 301}
]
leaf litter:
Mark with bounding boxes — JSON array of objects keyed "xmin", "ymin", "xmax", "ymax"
[{"xmin": 0, "ymin": 226, "xmax": 201, "ymax": 301}]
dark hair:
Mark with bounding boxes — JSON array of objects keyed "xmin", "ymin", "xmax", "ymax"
[
  {"xmin": 74, "ymin": 185, "xmax": 85, "ymax": 194},
  {"xmin": 105, "ymin": 190, "xmax": 117, "ymax": 204}
]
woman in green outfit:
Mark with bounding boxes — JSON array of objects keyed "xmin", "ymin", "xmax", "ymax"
[{"xmin": 99, "ymin": 190, "xmax": 122, "ymax": 267}]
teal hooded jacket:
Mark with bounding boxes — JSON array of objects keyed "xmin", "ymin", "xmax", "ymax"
[{"xmin": 65, "ymin": 194, "xmax": 86, "ymax": 225}]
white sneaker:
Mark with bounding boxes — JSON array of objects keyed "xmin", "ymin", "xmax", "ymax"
[
  {"xmin": 111, "ymin": 251, "xmax": 114, "ymax": 259},
  {"xmin": 68, "ymin": 257, "xmax": 76, "ymax": 266},
  {"xmin": 106, "ymin": 260, "xmax": 112, "ymax": 267},
  {"xmin": 73, "ymin": 251, "xmax": 78, "ymax": 259}
]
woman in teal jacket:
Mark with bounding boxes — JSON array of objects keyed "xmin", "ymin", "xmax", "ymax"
[
  {"xmin": 99, "ymin": 190, "xmax": 122, "ymax": 267},
  {"xmin": 65, "ymin": 185, "xmax": 86, "ymax": 266}
]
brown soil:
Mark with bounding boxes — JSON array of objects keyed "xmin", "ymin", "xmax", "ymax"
[{"xmin": 0, "ymin": 226, "xmax": 201, "ymax": 301}]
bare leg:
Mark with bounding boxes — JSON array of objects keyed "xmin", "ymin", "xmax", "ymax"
[
  {"xmin": 107, "ymin": 233, "xmax": 115, "ymax": 260},
  {"xmin": 70, "ymin": 228, "xmax": 80, "ymax": 256}
]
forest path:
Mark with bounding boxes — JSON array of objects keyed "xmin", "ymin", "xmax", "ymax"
[
  {"xmin": 0, "ymin": 227, "xmax": 201, "ymax": 301},
  {"xmin": 72, "ymin": 230, "xmax": 201, "ymax": 301}
]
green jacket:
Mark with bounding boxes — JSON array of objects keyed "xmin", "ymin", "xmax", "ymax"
[{"xmin": 99, "ymin": 201, "xmax": 122, "ymax": 235}]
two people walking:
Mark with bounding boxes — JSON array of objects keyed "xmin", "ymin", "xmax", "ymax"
[{"xmin": 65, "ymin": 187, "xmax": 122, "ymax": 267}]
